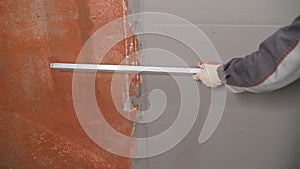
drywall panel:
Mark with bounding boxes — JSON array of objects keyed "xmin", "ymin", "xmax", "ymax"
[
  {"xmin": 141, "ymin": 0, "xmax": 300, "ymax": 25},
  {"xmin": 131, "ymin": 0, "xmax": 300, "ymax": 166},
  {"xmin": 134, "ymin": 29, "xmax": 300, "ymax": 169}
]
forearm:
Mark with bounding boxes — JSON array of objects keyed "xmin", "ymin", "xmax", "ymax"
[{"xmin": 218, "ymin": 15, "xmax": 300, "ymax": 93}]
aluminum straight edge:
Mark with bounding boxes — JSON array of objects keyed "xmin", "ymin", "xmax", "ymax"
[{"xmin": 50, "ymin": 63, "xmax": 202, "ymax": 74}]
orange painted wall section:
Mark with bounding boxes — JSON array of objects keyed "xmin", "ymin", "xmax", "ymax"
[{"xmin": 0, "ymin": 0, "xmax": 138, "ymax": 168}]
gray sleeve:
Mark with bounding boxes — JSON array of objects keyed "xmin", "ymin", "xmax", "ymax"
[{"xmin": 217, "ymin": 15, "xmax": 300, "ymax": 93}]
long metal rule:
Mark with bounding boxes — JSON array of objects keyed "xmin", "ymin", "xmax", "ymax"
[{"xmin": 50, "ymin": 63, "xmax": 201, "ymax": 74}]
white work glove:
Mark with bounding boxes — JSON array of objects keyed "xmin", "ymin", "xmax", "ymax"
[{"xmin": 193, "ymin": 62, "xmax": 223, "ymax": 88}]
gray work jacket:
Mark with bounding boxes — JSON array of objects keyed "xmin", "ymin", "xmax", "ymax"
[{"xmin": 218, "ymin": 15, "xmax": 300, "ymax": 93}]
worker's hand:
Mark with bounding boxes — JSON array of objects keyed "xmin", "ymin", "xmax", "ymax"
[{"xmin": 193, "ymin": 62, "xmax": 223, "ymax": 88}]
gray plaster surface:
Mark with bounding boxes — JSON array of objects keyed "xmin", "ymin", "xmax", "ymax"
[{"xmin": 131, "ymin": 1, "xmax": 300, "ymax": 168}]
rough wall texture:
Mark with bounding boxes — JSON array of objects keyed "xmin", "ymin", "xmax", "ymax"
[{"xmin": 0, "ymin": 0, "xmax": 138, "ymax": 168}]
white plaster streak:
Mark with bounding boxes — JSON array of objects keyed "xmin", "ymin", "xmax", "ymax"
[
  {"xmin": 30, "ymin": 0, "xmax": 47, "ymax": 38},
  {"xmin": 122, "ymin": 0, "xmax": 131, "ymax": 113}
]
